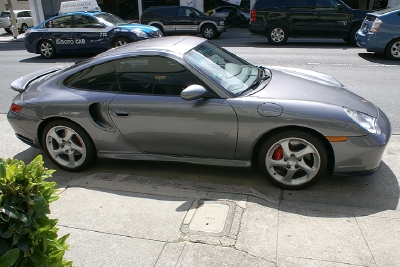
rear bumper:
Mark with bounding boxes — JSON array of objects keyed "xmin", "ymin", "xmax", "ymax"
[{"xmin": 356, "ymin": 29, "xmax": 386, "ymax": 53}]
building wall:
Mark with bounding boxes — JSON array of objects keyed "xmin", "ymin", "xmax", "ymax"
[{"xmin": 1, "ymin": 0, "xmax": 30, "ymax": 11}]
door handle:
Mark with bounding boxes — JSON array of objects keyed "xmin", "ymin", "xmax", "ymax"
[{"xmin": 112, "ymin": 110, "xmax": 130, "ymax": 117}]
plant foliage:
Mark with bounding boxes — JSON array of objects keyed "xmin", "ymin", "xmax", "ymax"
[{"xmin": 0, "ymin": 155, "xmax": 72, "ymax": 267}]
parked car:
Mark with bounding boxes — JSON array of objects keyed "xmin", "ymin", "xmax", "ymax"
[
  {"xmin": 356, "ymin": 6, "xmax": 400, "ymax": 60},
  {"xmin": 24, "ymin": 11, "xmax": 162, "ymax": 59},
  {"xmin": 209, "ymin": 6, "xmax": 250, "ymax": 27},
  {"xmin": 140, "ymin": 6, "xmax": 227, "ymax": 39},
  {"xmin": 0, "ymin": 10, "xmax": 33, "ymax": 33},
  {"xmin": 7, "ymin": 36, "xmax": 391, "ymax": 190},
  {"xmin": 248, "ymin": 0, "xmax": 370, "ymax": 45}
]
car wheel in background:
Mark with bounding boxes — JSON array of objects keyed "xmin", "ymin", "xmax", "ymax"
[
  {"xmin": 267, "ymin": 25, "xmax": 289, "ymax": 45},
  {"xmin": 347, "ymin": 26, "xmax": 360, "ymax": 46},
  {"xmin": 201, "ymin": 24, "xmax": 217, "ymax": 39},
  {"xmin": 385, "ymin": 38, "xmax": 400, "ymax": 60},
  {"xmin": 42, "ymin": 120, "xmax": 96, "ymax": 172},
  {"xmin": 4, "ymin": 28, "xmax": 11, "ymax": 33},
  {"xmin": 112, "ymin": 37, "xmax": 130, "ymax": 47},
  {"xmin": 151, "ymin": 23, "xmax": 164, "ymax": 34},
  {"xmin": 20, "ymin": 23, "xmax": 28, "ymax": 33},
  {"xmin": 258, "ymin": 130, "xmax": 328, "ymax": 190},
  {"xmin": 39, "ymin": 40, "xmax": 56, "ymax": 59}
]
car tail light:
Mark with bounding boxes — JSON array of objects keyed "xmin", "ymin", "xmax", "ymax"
[
  {"xmin": 10, "ymin": 103, "xmax": 22, "ymax": 113},
  {"xmin": 250, "ymin": 9, "xmax": 256, "ymax": 22},
  {"xmin": 369, "ymin": 18, "xmax": 382, "ymax": 33}
]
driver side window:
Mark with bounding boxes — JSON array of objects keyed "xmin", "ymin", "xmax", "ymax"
[{"xmin": 115, "ymin": 56, "xmax": 200, "ymax": 96}]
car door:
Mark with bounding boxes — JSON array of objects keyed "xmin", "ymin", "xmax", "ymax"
[
  {"xmin": 73, "ymin": 14, "xmax": 110, "ymax": 54},
  {"xmin": 175, "ymin": 7, "xmax": 199, "ymax": 33},
  {"xmin": 44, "ymin": 15, "xmax": 75, "ymax": 54},
  {"xmin": 108, "ymin": 56, "xmax": 238, "ymax": 159},
  {"xmin": 289, "ymin": 0, "xmax": 315, "ymax": 36},
  {"xmin": 312, "ymin": 0, "xmax": 351, "ymax": 37}
]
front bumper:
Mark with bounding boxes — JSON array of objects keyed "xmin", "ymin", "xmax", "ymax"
[{"xmin": 331, "ymin": 108, "xmax": 391, "ymax": 174}]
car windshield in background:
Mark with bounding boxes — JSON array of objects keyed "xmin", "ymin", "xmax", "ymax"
[
  {"xmin": 184, "ymin": 41, "xmax": 259, "ymax": 96},
  {"xmin": 94, "ymin": 13, "xmax": 127, "ymax": 26}
]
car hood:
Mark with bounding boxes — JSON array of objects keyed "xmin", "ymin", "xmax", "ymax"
[
  {"xmin": 116, "ymin": 24, "xmax": 158, "ymax": 33},
  {"xmin": 251, "ymin": 66, "xmax": 378, "ymax": 117}
]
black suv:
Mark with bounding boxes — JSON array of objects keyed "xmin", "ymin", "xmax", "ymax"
[
  {"xmin": 140, "ymin": 6, "xmax": 227, "ymax": 39},
  {"xmin": 248, "ymin": 0, "xmax": 369, "ymax": 45}
]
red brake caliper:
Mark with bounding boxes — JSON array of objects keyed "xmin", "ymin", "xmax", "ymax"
[{"xmin": 272, "ymin": 145, "xmax": 283, "ymax": 160}]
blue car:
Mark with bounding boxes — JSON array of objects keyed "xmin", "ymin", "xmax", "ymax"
[
  {"xmin": 24, "ymin": 11, "xmax": 163, "ymax": 58},
  {"xmin": 356, "ymin": 6, "xmax": 400, "ymax": 60}
]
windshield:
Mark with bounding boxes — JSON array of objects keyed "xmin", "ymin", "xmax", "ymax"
[
  {"xmin": 184, "ymin": 42, "xmax": 260, "ymax": 96},
  {"xmin": 94, "ymin": 13, "xmax": 127, "ymax": 26}
]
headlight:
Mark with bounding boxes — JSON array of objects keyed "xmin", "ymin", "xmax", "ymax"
[
  {"xmin": 131, "ymin": 29, "xmax": 148, "ymax": 38},
  {"xmin": 219, "ymin": 21, "xmax": 225, "ymax": 26},
  {"xmin": 343, "ymin": 107, "xmax": 380, "ymax": 134}
]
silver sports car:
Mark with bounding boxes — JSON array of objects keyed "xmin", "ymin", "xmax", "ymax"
[{"xmin": 7, "ymin": 36, "xmax": 391, "ymax": 190}]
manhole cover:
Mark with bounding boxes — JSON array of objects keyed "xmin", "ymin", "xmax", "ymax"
[{"xmin": 189, "ymin": 202, "xmax": 230, "ymax": 233}]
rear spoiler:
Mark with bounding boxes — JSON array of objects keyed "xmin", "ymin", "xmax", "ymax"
[{"xmin": 11, "ymin": 66, "xmax": 66, "ymax": 93}]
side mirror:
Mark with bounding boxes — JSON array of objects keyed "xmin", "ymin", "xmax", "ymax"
[{"xmin": 181, "ymin": 84, "xmax": 208, "ymax": 100}]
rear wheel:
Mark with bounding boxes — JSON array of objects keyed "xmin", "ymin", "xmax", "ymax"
[
  {"xmin": 42, "ymin": 120, "xmax": 96, "ymax": 171},
  {"xmin": 259, "ymin": 130, "xmax": 328, "ymax": 190},
  {"xmin": 39, "ymin": 40, "xmax": 56, "ymax": 59},
  {"xmin": 201, "ymin": 24, "xmax": 217, "ymax": 39},
  {"xmin": 4, "ymin": 28, "xmax": 11, "ymax": 33},
  {"xmin": 267, "ymin": 25, "xmax": 289, "ymax": 45},
  {"xmin": 112, "ymin": 37, "xmax": 130, "ymax": 48},
  {"xmin": 385, "ymin": 38, "xmax": 400, "ymax": 60},
  {"xmin": 20, "ymin": 23, "xmax": 28, "ymax": 33}
]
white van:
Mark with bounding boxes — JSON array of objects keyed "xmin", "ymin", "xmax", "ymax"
[{"xmin": 0, "ymin": 10, "xmax": 34, "ymax": 33}]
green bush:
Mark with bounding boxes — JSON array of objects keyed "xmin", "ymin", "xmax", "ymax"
[{"xmin": 0, "ymin": 155, "xmax": 72, "ymax": 267}]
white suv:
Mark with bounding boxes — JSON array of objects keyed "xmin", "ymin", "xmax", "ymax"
[{"xmin": 0, "ymin": 10, "xmax": 33, "ymax": 33}]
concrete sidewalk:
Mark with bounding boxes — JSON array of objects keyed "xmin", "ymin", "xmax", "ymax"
[{"xmin": 51, "ymin": 172, "xmax": 400, "ymax": 267}]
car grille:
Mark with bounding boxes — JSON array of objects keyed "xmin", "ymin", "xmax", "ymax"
[{"xmin": 15, "ymin": 134, "xmax": 37, "ymax": 148}]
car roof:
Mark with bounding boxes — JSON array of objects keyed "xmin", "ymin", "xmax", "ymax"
[{"xmin": 95, "ymin": 36, "xmax": 205, "ymax": 59}]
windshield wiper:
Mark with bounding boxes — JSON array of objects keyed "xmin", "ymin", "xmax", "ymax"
[{"xmin": 239, "ymin": 66, "xmax": 270, "ymax": 95}]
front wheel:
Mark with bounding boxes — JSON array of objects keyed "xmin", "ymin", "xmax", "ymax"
[
  {"xmin": 42, "ymin": 120, "xmax": 96, "ymax": 171},
  {"xmin": 39, "ymin": 40, "xmax": 56, "ymax": 59},
  {"xmin": 267, "ymin": 25, "xmax": 289, "ymax": 45},
  {"xmin": 112, "ymin": 37, "xmax": 130, "ymax": 48},
  {"xmin": 201, "ymin": 24, "xmax": 217, "ymax": 39},
  {"xmin": 259, "ymin": 130, "xmax": 328, "ymax": 190},
  {"xmin": 385, "ymin": 38, "xmax": 400, "ymax": 60}
]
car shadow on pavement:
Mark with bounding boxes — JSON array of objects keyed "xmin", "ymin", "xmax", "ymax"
[
  {"xmin": 358, "ymin": 52, "xmax": 400, "ymax": 65},
  {"xmin": 19, "ymin": 54, "xmax": 92, "ymax": 63},
  {"xmin": 11, "ymin": 146, "xmax": 400, "ymax": 217}
]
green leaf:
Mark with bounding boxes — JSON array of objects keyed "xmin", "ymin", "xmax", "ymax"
[
  {"xmin": 0, "ymin": 162, "xmax": 6, "ymax": 179},
  {"xmin": 0, "ymin": 248, "xmax": 19, "ymax": 267},
  {"xmin": 1, "ymin": 231, "xmax": 12, "ymax": 239},
  {"xmin": 29, "ymin": 249, "xmax": 48, "ymax": 265}
]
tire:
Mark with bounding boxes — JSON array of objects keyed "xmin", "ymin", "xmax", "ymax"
[
  {"xmin": 258, "ymin": 130, "xmax": 328, "ymax": 190},
  {"xmin": 19, "ymin": 23, "xmax": 28, "ymax": 33},
  {"xmin": 201, "ymin": 24, "xmax": 217, "ymax": 39},
  {"xmin": 39, "ymin": 40, "xmax": 56, "ymax": 59},
  {"xmin": 42, "ymin": 120, "xmax": 96, "ymax": 172},
  {"xmin": 267, "ymin": 25, "xmax": 289, "ymax": 45},
  {"xmin": 152, "ymin": 23, "xmax": 164, "ymax": 34},
  {"xmin": 385, "ymin": 38, "xmax": 400, "ymax": 61},
  {"xmin": 347, "ymin": 26, "xmax": 359, "ymax": 46},
  {"xmin": 4, "ymin": 28, "xmax": 11, "ymax": 33},
  {"xmin": 112, "ymin": 37, "xmax": 130, "ymax": 48}
]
